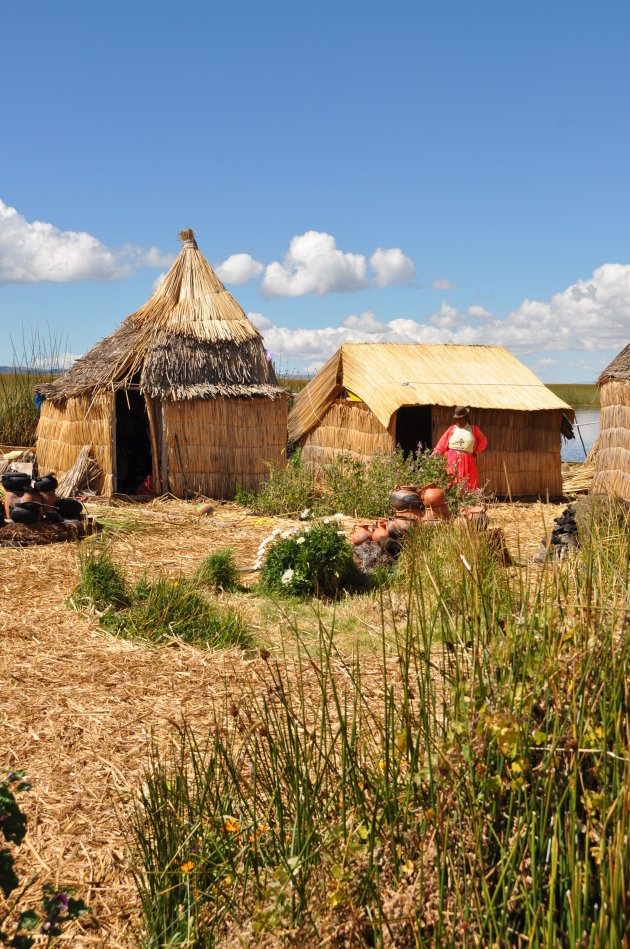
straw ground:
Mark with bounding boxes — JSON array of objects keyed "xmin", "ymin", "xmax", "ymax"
[{"xmin": 0, "ymin": 498, "xmax": 564, "ymax": 945}]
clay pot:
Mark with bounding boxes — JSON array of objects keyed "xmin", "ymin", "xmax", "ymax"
[
  {"xmin": 390, "ymin": 485, "xmax": 422, "ymax": 511},
  {"xmin": 421, "ymin": 486, "xmax": 446, "ymax": 508},
  {"xmin": 386, "ymin": 511, "xmax": 419, "ymax": 537},
  {"xmin": 351, "ymin": 524, "xmax": 372, "ymax": 545},
  {"xmin": 197, "ymin": 502, "xmax": 214, "ymax": 516},
  {"xmin": 371, "ymin": 519, "xmax": 389, "ymax": 542}
]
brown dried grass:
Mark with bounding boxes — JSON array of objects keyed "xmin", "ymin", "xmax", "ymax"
[{"xmin": 0, "ymin": 497, "xmax": 564, "ymax": 945}]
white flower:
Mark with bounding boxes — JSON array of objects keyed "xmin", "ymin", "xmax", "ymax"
[
  {"xmin": 296, "ymin": 536, "xmax": 305, "ymax": 545},
  {"xmin": 281, "ymin": 568, "xmax": 295, "ymax": 585}
]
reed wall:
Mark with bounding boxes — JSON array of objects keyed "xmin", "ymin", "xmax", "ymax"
[
  {"xmin": 163, "ymin": 396, "xmax": 288, "ymax": 499},
  {"xmin": 35, "ymin": 394, "xmax": 113, "ymax": 494},
  {"xmin": 301, "ymin": 400, "xmax": 394, "ymax": 477},
  {"xmin": 592, "ymin": 380, "xmax": 630, "ymax": 500},
  {"xmin": 431, "ymin": 406, "xmax": 565, "ymax": 497}
]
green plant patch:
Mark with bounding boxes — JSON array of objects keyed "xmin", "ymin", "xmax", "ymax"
[
  {"xmin": 71, "ymin": 546, "xmax": 130, "ymax": 612},
  {"xmin": 259, "ymin": 521, "xmax": 365, "ymax": 599},
  {"xmin": 102, "ymin": 576, "xmax": 251, "ymax": 649},
  {"xmin": 194, "ymin": 548, "xmax": 241, "ymax": 593}
]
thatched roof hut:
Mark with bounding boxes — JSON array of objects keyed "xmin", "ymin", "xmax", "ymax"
[
  {"xmin": 288, "ymin": 343, "xmax": 573, "ymax": 497},
  {"xmin": 592, "ymin": 342, "xmax": 630, "ymax": 500},
  {"xmin": 36, "ymin": 230, "xmax": 288, "ymax": 498}
]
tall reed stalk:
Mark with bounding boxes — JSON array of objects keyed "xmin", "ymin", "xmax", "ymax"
[{"xmin": 129, "ymin": 502, "xmax": 630, "ymax": 947}]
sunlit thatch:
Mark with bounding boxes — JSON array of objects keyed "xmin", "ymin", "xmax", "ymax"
[{"xmin": 593, "ymin": 343, "xmax": 630, "ymax": 500}]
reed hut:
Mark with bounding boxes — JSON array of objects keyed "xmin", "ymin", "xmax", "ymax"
[
  {"xmin": 35, "ymin": 230, "xmax": 288, "ymax": 498},
  {"xmin": 288, "ymin": 343, "xmax": 573, "ymax": 497},
  {"xmin": 592, "ymin": 343, "xmax": 630, "ymax": 500}
]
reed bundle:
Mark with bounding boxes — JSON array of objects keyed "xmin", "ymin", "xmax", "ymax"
[
  {"xmin": 593, "ymin": 350, "xmax": 630, "ymax": 500},
  {"xmin": 56, "ymin": 445, "xmax": 103, "ymax": 498}
]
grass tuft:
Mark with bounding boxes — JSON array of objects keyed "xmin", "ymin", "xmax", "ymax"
[{"xmin": 193, "ymin": 548, "xmax": 241, "ymax": 593}]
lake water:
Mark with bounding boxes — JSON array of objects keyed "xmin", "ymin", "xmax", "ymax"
[{"xmin": 562, "ymin": 408, "xmax": 600, "ymax": 462}]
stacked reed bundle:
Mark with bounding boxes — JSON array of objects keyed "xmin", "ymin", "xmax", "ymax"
[
  {"xmin": 36, "ymin": 394, "xmax": 113, "ymax": 494},
  {"xmin": 593, "ymin": 352, "xmax": 630, "ymax": 500}
]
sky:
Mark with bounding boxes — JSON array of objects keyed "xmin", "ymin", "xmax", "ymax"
[{"xmin": 1, "ymin": 0, "xmax": 629, "ymax": 380}]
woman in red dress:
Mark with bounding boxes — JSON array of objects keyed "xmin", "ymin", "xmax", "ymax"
[{"xmin": 433, "ymin": 406, "xmax": 487, "ymax": 490}]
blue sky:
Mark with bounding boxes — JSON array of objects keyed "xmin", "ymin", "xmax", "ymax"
[{"xmin": 1, "ymin": 0, "xmax": 628, "ymax": 379}]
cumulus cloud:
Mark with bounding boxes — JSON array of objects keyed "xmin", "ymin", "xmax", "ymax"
[
  {"xmin": 432, "ymin": 277, "xmax": 454, "ymax": 290},
  {"xmin": 369, "ymin": 247, "xmax": 416, "ymax": 287},
  {"xmin": 0, "ymin": 199, "xmax": 173, "ymax": 284},
  {"xmin": 260, "ymin": 230, "xmax": 416, "ymax": 297},
  {"xmin": 215, "ymin": 252, "xmax": 263, "ymax": 284},
  {"xmin": 248, "ymin": 311, "xmax": 274, "ymax": 331},
  {"xmin": 250, "ymin": 262, "xmax": 630, "ymax": 367}
]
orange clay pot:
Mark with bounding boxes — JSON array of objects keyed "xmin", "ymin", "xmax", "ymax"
[
  {"xmin": 350, "ymin": 524, "xmax": 372, "ymax": 545},
  {"xmin": 371, "ymin": 519, "xmax": 389, "ymax": 542},
  {"xmin": 390, "ymin": 486, "xmax": 422, "ymax": 510}
]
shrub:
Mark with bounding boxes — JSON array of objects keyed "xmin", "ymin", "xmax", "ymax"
[
  {"xmin": 72, "ymin": 546, "xmax": 130, "ymax": 612},
  {"xmin": 194, "ymin": 548, "xmax": 241, "ymax": 593},
  {"xmin": 103, "ymin": 576, "xmax": 251, "ymax": 649},
  {"xmin": 259, "ymin": 521, "xmax": 362, "ymax": 598},
  {"xmin": 236, "ymin": 449, "xmax": 318, "ymax": 516}
]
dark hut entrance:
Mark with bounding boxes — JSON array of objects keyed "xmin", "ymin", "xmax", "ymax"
[
  {"xmin": 114, "ymin": 389, "xmax": 153, "ymax": 493},
  {"xmin": 395, "ymin": 405, "xmax": 432, "ymax": 457}
]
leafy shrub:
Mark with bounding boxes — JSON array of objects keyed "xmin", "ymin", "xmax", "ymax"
[
  {"xmin": 72, "ymin": 546, "xmax": 130, "ymax": 612},
  {"xmin": 236, "ymin": 449, "xmax": 318, "ymax": 516},
  {"xmin": 194, "ymin": 548, "xmax": 241, "ymax": 593},
  {"xmin": 238, "ymin": 447, "xmax": 480, "ymax": 519},
  {"xmin": 102, "ymin": 576, "xmax": 251, "ymax": 649},
  {"xmin": 0, "ymin": 770, "xmax": 88, "ymax": 946},
  {"xmin": 259, "ymin": 521, "xmax": 362, "ymax": 598}
]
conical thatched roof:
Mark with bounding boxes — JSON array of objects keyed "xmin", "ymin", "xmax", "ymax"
[
  {"xmin": 597, "ymin": 343, "xmax": 630, "ymax": 385},
  {"xmin": 38, "ymin": 230, "xmax": 283, "ymax": 404}
]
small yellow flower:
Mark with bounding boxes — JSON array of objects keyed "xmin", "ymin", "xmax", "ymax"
[
  {"xmin": 224, "ymin": 817, "xmax": 241, "ymax": 834},
  {"xmin": 180, "ymin": 860, "xmax": 195, "ymax": 873}
]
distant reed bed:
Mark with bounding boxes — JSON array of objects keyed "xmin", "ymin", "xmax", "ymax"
[{"xmin": 546, "ymin": 383, "xmax": 599, "ymax": 407}]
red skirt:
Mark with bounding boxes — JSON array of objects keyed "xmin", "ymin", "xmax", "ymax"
[{"xmin": 445, "ymin": 450, "xmax": 479, "ymax": 490}]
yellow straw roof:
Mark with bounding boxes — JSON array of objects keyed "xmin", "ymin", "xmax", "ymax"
[{"xmin": 289, "ymin": 343, "xmax": 572, "ymax": 441}]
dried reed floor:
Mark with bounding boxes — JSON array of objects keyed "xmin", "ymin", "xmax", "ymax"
[{"xmin": 0, "ymin": 499, "xmax": 563, "ymax": 946}]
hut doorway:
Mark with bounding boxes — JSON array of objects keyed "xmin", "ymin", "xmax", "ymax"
[
  {"xmin": 395, "ymin": 405, "xmax": 432, "ymax": 456},
  {"xmin": 114, "ymin": 389, "xmax": 153, "ymax": 493}
]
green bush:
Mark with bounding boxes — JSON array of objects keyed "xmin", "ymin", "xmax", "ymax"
[
  {"xmin": 72, "ymin": 546, "xmax": 130, "ymax": 612},
  {"xmin": 193, "ymin": 548, "xmax": 241, "ymax": 593},
  {"xmin": 103, "ymin": 577, "xmax": 251, "ymax": 649},
  {"xmin": 238, "ymin": 447, "xmax": 479, "ymax": 519},
  {"xmin": 259, "ymin": 521, "xmax": 362, "ymax": 598},
  {"xmin": 236, "ymin": 448, "xmax": 319, "ymax": 516}
]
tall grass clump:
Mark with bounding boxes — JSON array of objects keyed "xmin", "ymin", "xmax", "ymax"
[
  {"xmin": 72, "ymin": 550, "xmax": 250, "ymax": 649},
  {"xmin": 194, "ymin": 549, "xmax": 241, "ymax": 593},
  {"xmin": 104, "ymin": 577, "xmax": 251, "ymax": 649},
  {"xmin": 236, "ymin": 449, "xmax": 319, "ymax": 516},
  {"xmin": 0, "ymin": 332, "xmax": 67, "ymax": 446},
  {"xmin": 72, "ymin": 546, "xmax": 130, "ymax": 612},
  {"xmin": 129, "ymin": 511, "xmax": 630, "ymax": 946}
]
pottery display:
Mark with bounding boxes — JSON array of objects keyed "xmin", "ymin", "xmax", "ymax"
[
  {"xmin": 420, "ymin": 486, "xmax": 445, "ymax": 508},
  {"xmin": 386, "ymin": 511, "xmax": 420, "ymax": 537},
  {"xmin": 351, "ymin": 524, "xmax": 372, "ymax": 545}
]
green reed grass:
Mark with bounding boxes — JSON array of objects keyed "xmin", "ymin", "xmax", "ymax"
[
  {"xmin": 129, "ymin": 504, "xmax": 630, "ymax": 946},
  {"xmin": 194, "ymin": 549, "xmax": 242, "ymax": 593},
  {"xmin": 546, "ymin": 383, "xmax": 600, "ymax": 407},
  {"xmin": 0, "ymin": 332, "xmax": 67, "ymax": 445}
]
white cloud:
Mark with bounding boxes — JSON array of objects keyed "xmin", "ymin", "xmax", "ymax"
[
  {"xmin": 248, "ymin": 311, "xmax": 273, "ymax": 331},
  {"xmin": 261, "ymin": 231, "xmax": 368, "ymax": 297},
  {"xmin": 0, "ymin": 199, "xmax": 173, "ymax": 284},
  {"xmin": 432, "ymin": 277, "xmax": 454, "ymax": 290},
  {"xmin": 260, "ymin": 230, "xmax": 416, "ymax": 297},
  {"xmin": 369, "ymin": 247, "xmax": 415, "ymax": 287},
  {"xmin": 215, "ymin": 252, "xmax": 263, "ymax": 285},
  {"xmin": 467, "ymin": 305, "xmax": 493, "ymax": 319},
  {"xmin": 249, "ymin": 262, "xmax": 630, "ymax": 367}
]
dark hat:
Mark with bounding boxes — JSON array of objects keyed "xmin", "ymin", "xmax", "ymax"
[{"xmin": 453, "ymin": 406, "xmax": 470, "ymax": 419}]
